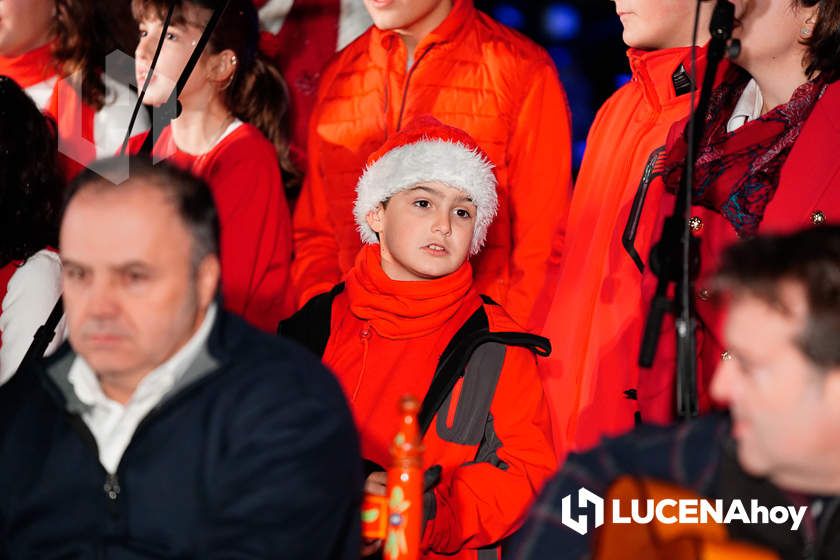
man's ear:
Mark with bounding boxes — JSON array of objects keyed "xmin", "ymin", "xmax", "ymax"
[
  {"xmin": 365, "ymin": 204, "xmax": 386, "ymax": 235},
  {"xmin": 206, "ymin": 48, "xmax": 237, "ymax": 86},
  {"xmin": 196, "ymin": 254, "xmax": 221, "ymax": 308}
]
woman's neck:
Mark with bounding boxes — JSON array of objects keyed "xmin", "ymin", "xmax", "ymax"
[
  {"xmin": 170, "ymin": 93, "xmax": 233, "ymax": 155},
  {"xmin": 748, "ymin": 51, "xmax": 811, "ymax": 115}
]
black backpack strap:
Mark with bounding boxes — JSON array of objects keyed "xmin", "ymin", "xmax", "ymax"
[
  {"xmin": 277, "ymin": 282, "xmax": 345, "ymax": 358},
  {"xmin": 418, "ymin": 306, "xmax": 489, "ymax": 436},
  {"xmin": 417, "ymin": 306, "xmax": 552, "ymax": 436}
]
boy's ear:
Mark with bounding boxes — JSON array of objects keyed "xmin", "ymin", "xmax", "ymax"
[
  {"xmin": 206, "ymin": 48, "xmax": 237, "ymax": 86},
  {"xmin": 365, "ymin": 204, "xmax": 386, "ymax": 235}
]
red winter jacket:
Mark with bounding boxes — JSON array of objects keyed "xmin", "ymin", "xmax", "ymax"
[
  {"xmin": 320, "ymin": 246, "xmax": 555, "ymax": 560},
  {"xmin": 540, "ymin": 47, "xmax": 716, "ymax": 457},
  {"xmin": 128, "ymin": 123, "xmax": 293, "ymax": 331},
  {"xmin": 291, "ymin": 0, "xmax": 572, "ymax": 330},
  {"xmin": 639, "ymin": 80, "xmax": 840, "ymax": 424}
]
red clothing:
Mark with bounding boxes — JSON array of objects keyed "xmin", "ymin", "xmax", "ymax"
[
  {"xmin": 323, "ymin": 245, "xmax": 555, "ymax": 559},
  {"xmin": 639, "ymin": 80, "xmax": 840, "ymax": 424},
  {"xmin": 540, "ymin": 47, "xmax": 718, "ymax": 457},
  {"xmin": 254, "ymin": 0, "xmax": 371, "ymax": 169},
  {"xmin": 0, "ymin": 42, "xmax": 148, "ymax": 180},
  {"xmin": 292, "ymin": 0, "xmax": 573, "ymax": 330},
  {"xmin": 128, "ymin": 123, "xmax": 293, "ymax": 331}
]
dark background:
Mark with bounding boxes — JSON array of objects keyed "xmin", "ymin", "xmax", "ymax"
[{"xmin": 474, "ymin": 0, "xmax": 628, "ymax": 172}]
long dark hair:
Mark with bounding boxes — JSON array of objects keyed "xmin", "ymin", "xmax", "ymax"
[
  {"xmin": 0, "ymin": 76, "xmax": 64, "ymax": 268},
  {"xmin": 799, "ymin": 0, "xmax": 840, "ymax": 83},
  {"xmin": 52, "ymin": 0, "xmax": 130, "ymax": 110},
  {"xmin": 131, "ymin": 0, "xmax": 300, "ymax": 191}
]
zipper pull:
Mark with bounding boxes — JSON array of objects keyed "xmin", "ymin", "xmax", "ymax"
[{"xmin": 103, "ymin": 473, "xmax": 121, "ymax": 501}]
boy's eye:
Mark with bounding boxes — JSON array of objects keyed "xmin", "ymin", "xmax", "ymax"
[
  {"xmin": 139, "ymin": 29, "xmax": 148, "ymax": 38},
  {"xmin": 165, "ymin": 32, "xmax": 177, "ymax": 41},
  {"xmin": 455, "ymin": 208, "xmax": 472, "ymax": 219},
  {"xmin": 413, "ymin": 200, "xmax": 431, "ymax": 209}
]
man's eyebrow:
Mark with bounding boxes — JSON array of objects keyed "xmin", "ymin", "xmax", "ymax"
[
  {"xmin": 60, "ymin": 260, "xmax": 152, "ymax": 271},
  {"xmin": 112, "ymin": 261, "xmax": 153, "ymax": 272},
  {"xmin": 60, "ymin": 258, "xmax": 87, "ymax": 270}
]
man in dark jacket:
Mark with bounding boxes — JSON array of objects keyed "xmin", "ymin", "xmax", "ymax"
[
  {"xmin": 509, "ymin": 226, "xmax": 840, "ymax": 560},
  {"xmin": 0, "ymin": 157, "xmax": 362, "ymax": 559}
]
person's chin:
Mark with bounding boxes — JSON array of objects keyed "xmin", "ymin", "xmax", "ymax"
[
  {"xmin": 413, "ymin": 260, "xmax": 458, "ymax": 279},
  {"xmin": 735, "ymin": 443, "xmax": 772, "ymax": 478}
]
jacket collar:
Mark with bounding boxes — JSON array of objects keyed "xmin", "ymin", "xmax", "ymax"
[
  {"xmin": 626, "ymin": 45, "xmax": 709, "ymax": 109},
  {"xmin": 369, "ymin": 0, "xmax": 476, "ymax": 68}
]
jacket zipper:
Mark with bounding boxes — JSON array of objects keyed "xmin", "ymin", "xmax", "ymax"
[
  {"xmin": 394, "ymin": 44, "xmax": 437, "ymax": 132},
  {"xmin": 63, "ymin": 412, "xmax": 121, "ymax": 516},
  {"xmin": 48, "ymin": 365, "xmax": 225, "ymax": 517},
  {"xmin": 351, "ymin": 322, "xmax": 371, "ymax": 402}
]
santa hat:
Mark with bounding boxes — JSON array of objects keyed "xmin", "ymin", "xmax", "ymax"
[{"xmin": 354, "ymin": 116, "xmax": 498, "ymax": 255}]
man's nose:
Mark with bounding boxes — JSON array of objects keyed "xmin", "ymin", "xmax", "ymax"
[
  {"xmin": 710, "ymin": 354, "xmax": 737, "ymax": 405},
  {"xmin": 84, "ymin": 278, "xmax": 121, "ymax": 319}
]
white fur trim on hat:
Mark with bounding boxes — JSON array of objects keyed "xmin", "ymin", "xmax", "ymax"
[{"xmin": 354, "ymin": 139, "xmax": 498, "ymax": 255}]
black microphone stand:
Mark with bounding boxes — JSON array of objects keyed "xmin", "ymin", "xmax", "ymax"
[
  {"xmin": 14, "ymin": 0, "xmax": 230, "ymax": 377},
  {"xmin": 638, "ymin": 0, "xmax": 739, "ymax": 419}
]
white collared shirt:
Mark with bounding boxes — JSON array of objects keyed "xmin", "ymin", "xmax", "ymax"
[
  {"xmin": 727, "ymin": 78, "xmax": 764, "ymax": 132},
  {"xmin": 68, "ymin": 304, "xmax": 217, "ymax": 473}
]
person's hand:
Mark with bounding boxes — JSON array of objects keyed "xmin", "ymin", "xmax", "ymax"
[
  {"xmin": 362, "ymin": 471, "xmax": 387, "ymax": 556},
  {"xmin": 365, "ymin": 471, "xmax": 387, "ymax": 496}
]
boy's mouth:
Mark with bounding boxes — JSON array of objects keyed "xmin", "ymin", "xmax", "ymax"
[{"xmin": 422, "ymin": 243, "xmax": 448, "ymax": 255}]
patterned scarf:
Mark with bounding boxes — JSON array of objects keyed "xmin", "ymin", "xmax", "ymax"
[{"xmin": 663, "ymin": 68, "xmax": 827, "ymax": 237}]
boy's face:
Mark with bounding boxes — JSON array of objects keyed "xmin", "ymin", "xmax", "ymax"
[
  {"xmin": 134, "ymin": 9, "xmax": 209, "ymax": 107},
  {"xmin": 366, "ymin": 182, "xmax": 476, "ymax": 282},
  {"xmin": 612, "ymin": 0, "xmax": 703, "ymax": 50},
  {"xmin": 710, "ymin": 283, "xmax": 840, "ymax": 494}
]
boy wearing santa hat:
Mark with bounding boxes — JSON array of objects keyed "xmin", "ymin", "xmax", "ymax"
[{"xmin": 281, "ymin": 116, "xmax": 556, "ymax": 560}]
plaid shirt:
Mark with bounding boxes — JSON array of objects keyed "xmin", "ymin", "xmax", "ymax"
[
  {"xmin": 507, "ymin": 413, "xmax": 733, "ymax": 559},
  {"xmin": 508, "ymin": 412, "xmax": 840, "ymax": 560}
]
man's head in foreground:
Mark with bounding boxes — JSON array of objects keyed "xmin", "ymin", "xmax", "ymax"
[
  {"xmin": 59, "ymin": 157, "xmax": 221, "ymax": 403},
  {"xmin": 711, "ymin": 225, "xmax": 840, "ymax": 494}
]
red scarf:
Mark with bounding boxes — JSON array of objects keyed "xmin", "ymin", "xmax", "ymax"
[
  {"xmin": 0, "ymin": 42, "xmax": 57, "ymax": 87},
  {"xmin": 663, "ymin": 69, "xmax": 827, "ymax": 237},
  {"xmin": 344, "ymin": 244, "xmax": 476, "ymax": 339}
]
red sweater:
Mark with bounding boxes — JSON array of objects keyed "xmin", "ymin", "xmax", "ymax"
[
  {"xmin": 129, "ymin": 123, "xmax": 293, "ymax": 331},
  {"xmin": 323, "ymin": 245, "xmax": 555, "ymax": 559}
]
